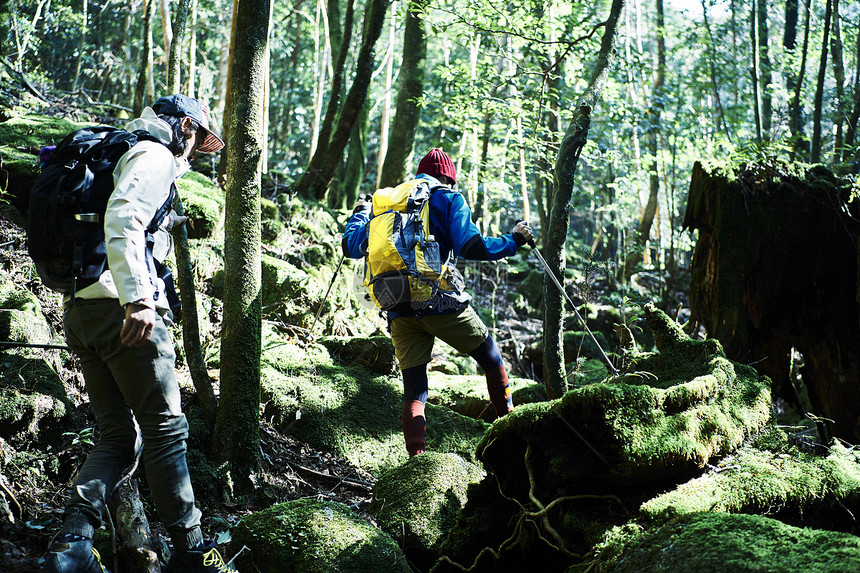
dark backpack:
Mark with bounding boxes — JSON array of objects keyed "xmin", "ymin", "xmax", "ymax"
[{"xmin": 27, "ymin": 126, "xmax": 175, "ymax": 299}]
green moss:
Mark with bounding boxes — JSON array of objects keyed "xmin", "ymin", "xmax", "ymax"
[
  {"xmin": 231, "ymin": 499, "xmax": 410, "ymax": 573},
  {"xmin": 370, "ymin": 452, "xmax": 485, "ymax": 566},
  {"xmin": 426, "ymin": 373, "xmax": 537, "ymax": 421},
  {"xmin": 319, "ymin": 335, "xmax": 397, "ymax": 374},
  {"xmin": 0, "ymin": 385, "xmax": 70, "ymax": 446},
  {"xmin": 0, "ymin": 308, "xmax": 51, "ymax": 345},
  {"xmin": 641, "ymin": 441, "xmax": 860, "ymax": 521},
  {"xmin": 593, "ymin": 512, "xmax": 860, "ymax": 572},
  {"xmin": 176, "ymin": 171, "xmax": 224, "ymax": 239},
  {"xmin": 260, "ymin": 327, "xmax": 488, "ymax": 475},
  {"xmin": 478, "ymin": 312, "xmax": 772, "ymax": 488},
  {"xmin": 259, "ymin": 254, "xmax": 322, "ymax": 328}
]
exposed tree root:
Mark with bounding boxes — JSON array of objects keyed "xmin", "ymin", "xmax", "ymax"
[{"xmin": 439, "ymin": 440, "xmax": 627, "ymax": 571}]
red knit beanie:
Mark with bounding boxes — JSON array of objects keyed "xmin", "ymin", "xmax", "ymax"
[{"xmin": 417, "ymin": 148, "xmax": 457, "ymax": 184}]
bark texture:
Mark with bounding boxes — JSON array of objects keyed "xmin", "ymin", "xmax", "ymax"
[
  {"xmin": 543, "ymin": 0, "xmax": 625, "ymax": 399},
  {"xmin": 684, "ymin": 161, "xmax": 860, "ymax": 442},
  {"xmin": 213, "ymin": 0, "xmax": 268, "ymax": 494}
]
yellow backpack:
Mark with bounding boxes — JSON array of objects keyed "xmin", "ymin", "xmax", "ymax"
[{"xmin": 363, "ymin": 179, "xmax": 453, "ymax": 312}]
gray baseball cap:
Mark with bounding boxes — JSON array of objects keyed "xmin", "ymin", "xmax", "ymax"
[{"xmin": 152, "ymin": 94, "xmax": 225, "ymax": 153}]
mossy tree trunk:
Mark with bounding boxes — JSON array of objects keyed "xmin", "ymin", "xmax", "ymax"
[
  {"xmin": 789, "ymin": 0, "xmax": 812, "ymax": 159},
  {"xmin": 543, "ymin": 0, "xmax": 624, "ymax": 400},
  {"xmin": 378, "ymin": 0, "xmax": 428, "ymax": 188},
  {"xmin": 757, "ymin": 0, "xmax": 772, "ymax": 136},
  {"xmin": 133, "ymin": 0, "xmax": 155, "ymax": 115},
  {"xmin": 292, "ymin": 0, "xmax": 389, "ymax": 200},
  {"xmin": 845, "ymin": 24, "xmax": 860, "ymax": 162},
  {"xmin": 166, "ymin": 0, "xmax": 190, "ymax": 93},
  {"xmin": 811, "ymin": 0, "xmax": 833, "ymax": 163},
  {"xmin": 684, "ymin": 161, "xmax": 860, "ymax": 443},
  {"xmin": 213, "ymin": 0, "xmax": 269, "ymax": 495},
  {"xmin": 332, "ymin": 103, "xmax": 369, "ymax": 210},
  {"xmin": 829, "ymin": 0, "xmax": 845, "ymax": 162}
]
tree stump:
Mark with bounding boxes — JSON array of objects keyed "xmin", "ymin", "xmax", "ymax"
[{"xmin": 683, "ymin": 160, "xmax": 860, "ymax": 442}]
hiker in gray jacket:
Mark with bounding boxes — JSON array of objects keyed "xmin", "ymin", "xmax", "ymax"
[{"xmin": 44, "ymin": 95, "xmax": 234, "ymax": 573}]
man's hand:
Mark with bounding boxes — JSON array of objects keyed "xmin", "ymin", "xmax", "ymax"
[
  {"xmin": 121, "ymin": 303, "xmax": 157, "ymax": 347},
  {"xmin": 512, "ymin": 220, "xmax": 534, "ymax": 246}
]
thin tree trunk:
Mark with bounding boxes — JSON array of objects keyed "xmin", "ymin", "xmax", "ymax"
[
  {"xmin": 830, "ymin": 0, "xmax": 845, "ymax": 161},
  {"xmin": 14, "ymin": 0, "xmax": 49, "ymax": 72},
  {"xmin": 543, "ymin": 0, "xmax": 625, "ymax": 399},
  {"xmin": 791, "ymin": 0, "xmax": 812, "ymax": 159},
  {"xmin": 379, "ymin": 0, "xmax": 428, "ymax": 188},
  {"xmin": 750, "ymin": 0, "xmax": 763, "ymax": 143},
  {"xmin": 159, "ymin": 0, "xmax": 173, "ymax": 54},
  {"xmin": 623, "ymin": 0, "xmax": 664, "ymax": 280},
  {"xmin": 376, "ymin": 4, "xmax": 396, "ymax": 188},
  {"xmin": 134, "ymin": 0, "xmax": 155, "ymax": 116},
  {"xmin": 187, "ymin": 0, "xmax": 198, "ymax": 97},
  {"xmin": 214, "ymin": 0, "xmax": 270, "ymax": 495},
  {"xmin": 758, "ymin": 0, "xmax": 772, "ymax": 137},
  {"xmin": 309, "ymin": 0, "xmax": 326, "ymax": 158},
  {"xmin": 844, "ymin": 23, "xmax": 860, "ymax": 161},
  {"xmin": 784, "ymin": 0, "xmax": 800, "ymax": 141},
  {"xmin": 812, "ymin": 0, "xmax": 833, "ymax": 163},
  {"xmin": 73, "ymin": 0, "xmax": 88, "ymax": 92},
  {"xmin": 700, "ymin": 0, "xmax": 730, "ymax": 140},
  {"xmin": 338, "ymin": 103, "xmax": 370, "ymax": 209},
  {"xmin": 292, "ymin": 0, "xmax": 390, "ymax": 200},
  {"xmin": 167, "ymin": 0, "xmax": 190, "ymax": 94}
]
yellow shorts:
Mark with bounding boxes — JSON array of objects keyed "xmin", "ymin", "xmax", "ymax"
[{"xmin": 390, "ymin": 305, "xmax": 489, "ymax": 370}]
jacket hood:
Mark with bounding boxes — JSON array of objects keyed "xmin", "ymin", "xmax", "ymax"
[{"xmin": 123, "ymin": 107, "xmax": 173, "ymax": 145}]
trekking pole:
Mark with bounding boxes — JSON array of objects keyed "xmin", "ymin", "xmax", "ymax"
[
  {"xmin": 523, "ymin": 234, "xmax": 619, "ymax": 376},
  {"xmin": 308, "ymin": 255, "xmax": 345, "ymax": 338},
  {"xmin": 0, "ymin": 341, "xmax": 71, "ymax": 351}
]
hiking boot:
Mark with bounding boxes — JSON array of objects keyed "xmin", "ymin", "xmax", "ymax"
[
  {"xmin": 43, "ymin": 535, "xmax": 111, "ymax": 573},
  {"xmin": 165, "ymin": 546, "xmax": 236, "ymax": 573}
]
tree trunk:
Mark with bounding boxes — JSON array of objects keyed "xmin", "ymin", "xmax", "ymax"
[
  {"xmin": 784, "ymin": 0, "xmax": 800, "ymax": 142},
  {"xmin": 292, "ymin": 0, "xmax": 390, "ymax": 200},
  {"xmin": 73, "ymin": 0, "xmax": 88, "ymax": 92},
  {"xmin": 623, "ymin": 0, "xmax": 665, "ymax": 280},
  {"xmin": 700, "ymin": 0, "xmax": 730, "ymax": 140},
  {"xmin": 376, "ymin": 4, "xmax": 396, "ymax": 188},
  {"xmin": 311, "ymin": 0, "xmax": 356, "ymax": 180},
  {"xmin": 159, "ymin": 0, "xmax": 173, "ymax": 54},
  {"xmin": 379, "ymin": 0, "xmax": 428, "ymax": 188},
  {"xmin": 750, "ymin": 0, "xmax": 762, "ymax": 143},
  {"xmin": 213, "ymin": 0, "xmax": 269, "ymax": 496},
  {"xmin": 134, "ymin": 0, "xmax": 155, "ymax": 116},
  {"xmin": 830, "ymin": 0, "xmax": 845, "ymax": 161},
  {"xmin": 791, "ymin": 0, "xmax": 812, "ymax": 159},
  {"xmin": 757, "ymin": 0, "xmax": 772, "ymax": 137},
  {"xmin": 844, "ymin": 23, "xmax": 860, "ymax": 161},
  {"xmin": 110, "ymin": 478, "xmax": 160, "ymax": 573},
  {"xmin": 543, "ymin": 0, "xmax": 624, "ymax": 400},
  {"xmin": 167, "ymin": 0, "xmax": 190, "ymax": 94},
  {"xmin": 811, "ymin": 0, "xmax": 833, "ymax": 163},
  {"xmin": 186, "ymin": 0, "xmax": 198, "ymax": 97},
  {"xmin": 334, "ymin": 103, "xmax": 370, "ymax": 210}
]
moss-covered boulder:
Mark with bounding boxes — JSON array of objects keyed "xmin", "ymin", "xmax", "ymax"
[
  {"xmin": 591, "ymin": 512, "xmax": 860, "ymax": 572},
  {"xmin": 259, "ymin": 254, "xmax": 322, "ymax": 328},
  {"xmin": 522, "ymin": 329, "xmax": 613, "ymax": 379},
  {"xmin": 259, "ymin": 328, "xmax": 488, "ymax": 475},
  {"xmin": 319, "ymin": 335, "xmax": 397, "ymax": 374},
  {"xmin": 0, "ymin": 308, "xmax": 51, "ymax": 346},
  {"xmin": 370, "ymin": 453, "xmax": 485, "ymax": 568},
  {"xmin": 479, "ymin": 304, "xmax": 772, "ymax": 489},
  {"xmin": 260, "ymin": 196, "xmax": 285, "ymax": 243},
  {"xmin": 176, "ymin": 171, "xmax": 224, "ymax": 239},
  {"xmin": 0, "ymin": 115, "xmax": 89, "ymax": 210},
  {"xmin": 641, "ymin": 432, "xmax": 860, "ymax": 525},
  {"xmin": 0, "ymin": 384, "xmax": 70, "ymax": 447},
  {"xmin": 231, "ymin": 499, "xmax": 410, "ymax": 573}
]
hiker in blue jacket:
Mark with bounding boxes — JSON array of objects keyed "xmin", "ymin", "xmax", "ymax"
[{"xmin": 343, "ymin": 148, "xmax": 532, "ymax": 456}]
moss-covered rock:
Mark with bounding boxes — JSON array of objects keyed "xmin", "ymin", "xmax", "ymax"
[
  {"xmin": 591, "ymin": 512, "xmax": 860, "ymax": 572},
  {"xmin": 319, "ymin": 335, "xmax": 397, "ymax": 374},
  {"xmin": 176, "ymin": 171, "xmax": 224, "ymax": 240},
  {"xmin": 0, "ymin": 115, "xmax": 91, "ymax": 210},
  {"xmin": 231, "ymin": 499, "xmax": 410, "ymax": 573},
  {"xmin": 259, "ymin": 327, "xmax": 488, "ymax": 475},
  {"xmin": 0, "ymin": 308, "xmax": 51, "ymax": 345},
  {"xmin": 370, "ymin": 452, "xmax": 485, "ymax": 568},
  {"xmin": 259, "ymin": 254, "xmax": 322, "ymax": 328},
  {"xmin": 478, "ymin": 304, "xmax": 772, "ymax": 489},
  {"xmin": 0, "ymin": 385, "xmax": 70, "ymax": 447},
  {"xmin": 260, "ymin": 196, "xmax": 285, "ymax": 243},
  {"xmin": 641, "ymin": 436, "xmax": 860, "ymax": 524}
]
